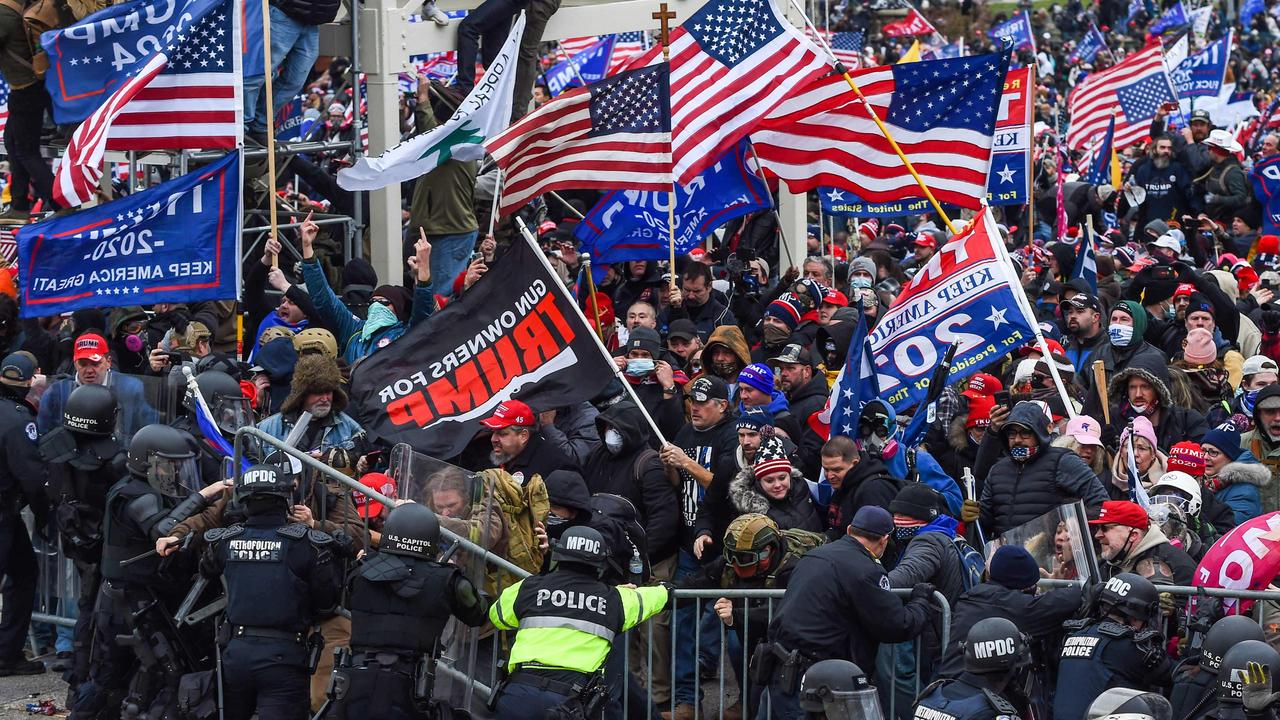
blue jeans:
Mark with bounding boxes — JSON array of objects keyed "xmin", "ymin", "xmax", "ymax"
[
  {"xmin": 427, "ymin": 230, "xmax": 479, "ymax": 299},
  {"xmin": 244, "ymin": 6, "xmax": 319, "ymax": 133},
  {"xmin": 671, "ymin": 550, "xmax": 701, "ymax": 707}
]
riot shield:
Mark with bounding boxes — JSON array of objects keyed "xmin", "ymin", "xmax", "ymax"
[
  {"xmin": 983, "ymin": 501, "xmax": 1099, "ymax": 585},
  {"xmin": 387, "ymin": 443, "xmax": 504, "ymax": 708}
]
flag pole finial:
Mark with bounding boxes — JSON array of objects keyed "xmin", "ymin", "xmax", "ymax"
[{"xmin": 653, "ymin": 1, "xmax": 680, "ymax": 290}]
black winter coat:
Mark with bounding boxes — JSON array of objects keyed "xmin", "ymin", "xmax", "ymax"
[
  {"xmin": 825, "ymin": 453, "xmax": 903, "ymax": 540},
  {"xmin": 938, "ymin": 581, "xmax": 1083, "ymax": 678},
  {"xmin": 722, "ymin": 467, "xmax": 823, "ymax": 533},
  {"xmin": 785, "ymin": 373, "xmax": 829, "ymax": 432}
]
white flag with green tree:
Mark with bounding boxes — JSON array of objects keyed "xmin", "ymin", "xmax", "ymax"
[{"xmin": 337, "ymin": 11, "xmax": 526, "ymax": 191}]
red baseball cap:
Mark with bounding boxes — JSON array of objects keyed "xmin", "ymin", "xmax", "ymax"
[
  {"xmin": 1088, "ymin": 500, "xmax": 1150, "ymax": 529},
  {"xmin": 913, "ymin": 233, "xmax": 937, "ymax": 249},
  {"xmin": 481, "ymin": 400, "xmax": 535, "ymax": 430},
  {"xmin": 962, "ymin": 373, "xmax": 1003, "ymax": 399},
  {"xmin": 1174, "ymin": 283, "xmax": 1195, "ymax": 298},
  {"xmin": 822, "ymin": 289, "xmax": 849, "ymax": 307},
  {"xmin": 74, "ymin": 333, "xmax": 108, "ymax": 363},
  {"xmin": 353, "ymin": 472, "xmax": 398, "ymax": 519}
]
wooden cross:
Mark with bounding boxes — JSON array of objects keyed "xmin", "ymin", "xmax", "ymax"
[{"xmin": 652, "ymin": 2, "xmax": 677, "ymax": 50}]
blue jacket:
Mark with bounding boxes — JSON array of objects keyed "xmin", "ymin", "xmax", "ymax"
[
  {"xmin": 37, "ymin": 372, "xmax": 157, "ymax": 444},
  {"xmin": 257, "ymin": 411, "xmax": 363, "ymax": 453},
  {"xmin": 301, "ymin": 259, "xmax": 437, "ymax": 365},
  {"xmin": 1213, "ymin": 455, "xmax": 1270, "ymax": 525}
]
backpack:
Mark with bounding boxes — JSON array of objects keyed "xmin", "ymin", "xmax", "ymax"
[
  {"xmin": 587, "ymin": 492, "xmax": 650, "ymax": 585},
  {"xmin": 779, "ymin": 527, "xmax": 826, "ymax": 558},
  {"xmin": 952, "ymin": 535, "xmax": 986, "ymax": 591},
  {"xmin": 0, "ymin": 0, "xmax": 108, "ymax": 82},
  {"xmin": 475, "ymin": 468, "xmax": 549, "ymax": 597}
]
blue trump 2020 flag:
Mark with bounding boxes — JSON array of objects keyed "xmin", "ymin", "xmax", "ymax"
[
  {"xmin": 574, "ymin": 139, "xmax": 770, "ymax": 265},
  {"xmin": 1170, "ymin": 32, "xmax": 1231, "ymax": 100},
  {"xmin": 1070, "ymin": 24, "xmax": 1107, "ymax": 63},
  {"xmin": 988, "ymin": 13, "xmax": 1034, "ymax": 52},
  {"xmin": 41, "ymin": 0, "xmax": 230, "ymax": 124},
  {"xmin": 869, "ymin": 208, "xmax": 1035, "ymax": 414},
  {"xmin": 1252, "ymin": 155, "xmax": 1280, "ymax": 235},
  {"xmin": 17, "ymin": 151, "xmax": 241, "ymax": 317},
  {"xmin": 545, "ymin": 36, "xmax": 615, "ymax": 96},
  {"xmin": 1243, "ymin": 0, "xmax": 1266, "ymax": 27},
  {"xmin": 1151, "ymin": 0, "xmax": 1188, "ymax": 33}
]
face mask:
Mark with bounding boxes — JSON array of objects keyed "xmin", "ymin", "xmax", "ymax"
[
  {"xmin": 762, "ymin": 324, "xmax": 791, "ymax": 346},
  {"xmin": 545, "ymin": 514, "xmax": 570, "ymax": 526},
  {"xmin": 1129, "ymin": 401, "xmax": 1152, "ymax": 416},
  {"xmin": 625, "ymin": 358, "xmax": 655, "ymax": 377},
  {"xmin": 1165, "ymin": 303, "xmax": 1177, "ymax": 321},
  {"xmin": 1009, "ymin": 445, "xmax": 1037, "ymax": 461},
  {"xmin": 361, "ymin": 303, "xmax": 399, "ymax": 341},
  {"xmin": 713, "ymin": 360, "xmax": 739, "ymax": 379},
  {"xmin": 851, "ymin": 278, "xmax": 873, "ymax": 290},
  {"xmin": 604, "ymin": 428, "xmax": 625, "ymax": 454},
  {"xmin": 892, "ymin": 525, "xmax": 920, "ymax": 543},
  {"xmin": 124, "ymin": 333, "xmax": 146, "ymax": 353},
  {"xmin": 1245, "ymin": 389, "xmax": 1260, "ymax": 412},
  {"xmin": 1108, "ymin": 324, "xmax": 1134, "ymax": 347}
]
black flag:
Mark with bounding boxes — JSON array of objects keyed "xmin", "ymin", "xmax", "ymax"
[{"xmin": 349, "ymin": 237, "xmax": 616, "ymax": 457}]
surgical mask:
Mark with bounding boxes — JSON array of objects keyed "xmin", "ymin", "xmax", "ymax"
[
  {"xmin": 1009, "ymin": 445, "xmax": 1037, "ymax": 461},
  {"xmin": 762, "ymin": 324, "xmax": 791, "ymax": 346},
  {"xmin": 625, "ymin": 358, "xmax": 655, "ymax": 377},
  {"xmin": 604, "ymin": 428, "xmax": 625, "ymax": 454},
  {"xmin": 1129, "ymin": 401, "xmax": 1152, "ymax": 416},
  {"xmin": 1165, "ymin": 303, "xmax": 1177, "ymax": 320},
  {"xmin": 1108, "ymin": 325, "xmax": 1134, "ymax": 347},
  {"xmin": 851, "ymin": 278, "xmax": 873, "ymax": 290},
  {"xmin": 361, "ymin": 303, "xmax": 399, "ymax": 341}
]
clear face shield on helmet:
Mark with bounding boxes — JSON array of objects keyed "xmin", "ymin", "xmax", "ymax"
[
  {"xmin": 147, "ymin": 452, "xmax": 201, "ymax": 497},
  {"xmin": 800, "ymin": 687, "xmax": 885, "ymax": 720},
  {"xmin": 212, "ymin": 394, "xmax": 254, "ymax": 436},
  {"xmin": 1149, "ymin": 499, "xmax": 1190, "ymax": 544}
]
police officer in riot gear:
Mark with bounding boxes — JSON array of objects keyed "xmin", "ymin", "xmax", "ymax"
[
  {"xmin": 40, "ymin": 383, "xmax": 127, "ymax": 693},
  {"xmin": 0, "ymin": 351, "xmax": 48, "ymax": 677},
  {"xmin": 201, "ymin": 463, "xmax": 341, "ymax": 720},
  {"xmin": 72, "ymin": 423, "xmax": 228, "ymax": 719},
  {"xmin": 178, "ymin": 368, "xmax": 253, "ymax": 482},
  {"xmin": 489, "ymin": 525, "xmax": 670, "ymax": 719},
  {"xmin": 1216, "ymin": 641, "xmax": 1280, "ymax": 720},
  {"xmin": 1053, "ymin": 573, "xmax": 1174, "ymax": 720},
  {"xmin": 323, "ymin": 502, "xmax": 488, "ymax": 720},
  {"xmin": 1172, "ymin": 615, "xmax": 1266, "ymax": 720},
  {"xmin": 1086, "ymin": 689, "xmax": 1174, "ymax": 720},
  {"xmin": 799, "ymin": 660, "xmax": 885, "ymax": 720},
  {"xmin": 912, "ymin": 618, "xmax": 1029, "ymax": 720}
]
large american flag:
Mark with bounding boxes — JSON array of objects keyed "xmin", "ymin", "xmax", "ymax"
[
  {"xmin": 753, "ymin": 51, "xmax": 1009, "ymax": 210},
  {"xmin": 628, "ymin": 0, "xmax": 828, "ymax": 183},
  {"xmin": 1066, "ymin": 43, "xmax": 1175, "ymax": 153},
  {"xmin": 52, "ymin": 0, "xmax": 240, "ymax": 206},
  {"xmin": 831, "ymin": 30, "xmax": 865, "ymax": 68},
  {"xmin": 485, "ymin": 63, "xmax": 672, "ymax": 214}
]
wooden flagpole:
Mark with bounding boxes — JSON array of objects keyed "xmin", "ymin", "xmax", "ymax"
[
  {"xmin": 261, "ymin": 0, "xmax": 279, "ymax": 268},
  {"xmin": 582, "ymin": 253, "xmax": 606, "ymax": 339},
  {"xmin": 654, "ymin": 2, "xmax": 678, "ymax": 291},
  {"xmin": 788, "ymin": 0, "xmax": 957, "ymax": 234}
]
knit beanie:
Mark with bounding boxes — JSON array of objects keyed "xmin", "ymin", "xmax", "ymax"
[
  {"xmin": 738, "ymin": 363, "xmax": 775, "ymax": 396},
  {"xmin": 989, "ymin": 546, "xmax": 1041, "ymax": 590},
  {"xmin": 753, "ymin": 436, "xmax": 792, "ymax": 478},
  {"xmin": 736, "ymin": 406, "xmax": 776, "ymax": 432},
  {"xmin": 849, "ymin": 256, "xmax": 877, "ymax": 279},
  {"xmin": 1184, "ymin": 293, "xmax": 1215, "ymax": 319},
  {"xmin": 1255, "ymin": 235, "xmax": 1280, "ymax": 271},
  {"xmin": 1121, "ymin": 415, "xmax": 1159, "ymax": 450},
  {"xmin": 1202, "ymin": 427, "xmax": 1244, "ymax": 461},
  {"xmin": 1182, "ymin": 327, "xmax": 1217, "ymax": 366},
  {"xmin": 765, "ymin": 296, "xmax": 803, "ymax": 330},
  {"xmin": 1167, "ymin": 441, "xmax": 1205, "ymax": 477}
]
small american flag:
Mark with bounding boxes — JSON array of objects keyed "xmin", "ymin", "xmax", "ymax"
[
  {"xmin": 831, "ymin": 30, "xmax": 864, "ymax": 68},
  {"xmin": 485, "ymin": 63, "xmax": 672, "ymax": 214},
  {"xmin": 1066, "ymin": 44, "xmax": 1175, "ymax": 154},
  {"xmin": 560, "ymin": 36, "xmax": 601, "ymax": 56},
  {"xmin": 629, "ymin": 0, "xmax": 829, "ymax": 183},
  {"xmin": 609, "ymin": 31, "xmax": 649, "ymax": 74},
  {"xmin": 753, "ymin": 52, "xmax": 1009, "ymax": 210},
  {"xmin": 0, "ymin": 78, "xmax": 8, "ymax": 137}
]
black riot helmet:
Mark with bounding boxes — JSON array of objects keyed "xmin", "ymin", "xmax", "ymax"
[
  {"xmin": 1201, "ymin": 616, "xmax": 1266, "ymax": 672},
  {"xmin": 380, "ymin": 503, "xmax": 441, "ymax": 559},
  {"xmin": 551, "ymin": 526, "xmax": 609, "ymax": 576},
  {"xmin": 963, "ymin": 618, "xmax": 1031, "ymax": 676},
  {"xmin": 1096, "ymin": 573, "xmax": 1160, "ymax": 625},
  {"xmin": 63, "ymin": 384, "xmax": 118, "ymax": 437},
  {"xmin": 192, "ymin": 369, "xmax": 252, "ymax": 436},
  {"xmin": 126, "ymin": 424, "xmax": 200, "ymax": 497},
  {"xmin": 1218, "ymin": 640, "xmax": 1280, "ymax": 706},
  {"xmin": 798, "ymin": 660, "xmax": 884, "ymax": 720},
  {"xmin": 233, "ymin": 464, "xmax": 293, "ymax": 505},
  {"xmin": 1086, "ymin": 689, "xmax": 1173, "ymax": 720}
]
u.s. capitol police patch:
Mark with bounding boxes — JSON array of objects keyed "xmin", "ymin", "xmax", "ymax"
[{"xmin": 25, "ymin": 423, "xmax": 36, "ymax": 442}]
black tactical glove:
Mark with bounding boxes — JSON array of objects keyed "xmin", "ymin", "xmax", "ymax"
[{"xmin": 911, "ymin": 582, "xmax": 936, "ymax": 603}]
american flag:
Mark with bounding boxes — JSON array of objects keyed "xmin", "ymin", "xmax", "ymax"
[
  {"xmin": 485, "ymin": 63, "xmax": 672, "ymax": 214},
  {"xmin": 52, "ymin": 0, "xmax": 240, "ymax": 206},
  {"xmin": 608, "ymin": 31, "xmax": 649, "ymax": 74},
  {"xmin": 560, "ymin": 36, "xmax": 601, "ymax": 56},
  {"xmin": 831, "ymin": 30, "xmax": 865, "ymax": 68},
  {"xmin": 753, "ymin": 51, "xmax": 1009, "ymax": 210},
  {"xmin": 0, "ymin": 78, "xmax": 8, "ymax": 137},
  {"xmin": 629, "ymin": 0, "xmax": 828, "ymax": 183},
  {"xmin": 1066, "ymin": 44, "xmax": 1175, "ymax": 154}
]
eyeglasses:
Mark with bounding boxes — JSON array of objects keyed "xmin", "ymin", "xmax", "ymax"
[
  {"xmin": 371, "ymin": 297, "xmax": 394, "ymax": 307},
  {"xmin": 1202, "ymin": 447, "xmax": 1223, "ymax": 458}
]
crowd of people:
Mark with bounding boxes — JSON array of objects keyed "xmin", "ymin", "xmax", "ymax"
[{"xmin": 6, "ymin": 0, "xmax": 1280, "ymax": 716}]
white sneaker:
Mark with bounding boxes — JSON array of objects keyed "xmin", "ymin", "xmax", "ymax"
[{"xmin": 423, "ymin": 1, "xmax": 450, "ymax": 25}]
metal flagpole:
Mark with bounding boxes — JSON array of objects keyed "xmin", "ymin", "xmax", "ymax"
[
  {"xmin": 654, "ymin": 2, "xmax": 679, "ymax": 291},
  {"xmin": 555, "ymin": 44, "xmax": 589, "ymax": 88},
  {"xmin": 788, "ymin": 0, "xmax": 958, "ymax": 234},
  {"xmin": 488, "ymin": 169, "xmax": 503, "ymax": 236},
  {"xmin": 261, "ymin": 0, "xmax": 279, "ymax": 268}
]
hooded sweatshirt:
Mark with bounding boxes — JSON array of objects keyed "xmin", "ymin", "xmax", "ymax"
[
  {"xmin": 1088, "ymin": 300, "xmax": 1168, "ymax": 396},
  {"xmin": 1102, "ymin": 352, "xmax": 1209, "ymax": 449}
]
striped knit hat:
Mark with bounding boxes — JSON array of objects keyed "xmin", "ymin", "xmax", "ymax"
[{"xmin": 753, "ymin": 436, "xmax": 792, "ymax": 479}]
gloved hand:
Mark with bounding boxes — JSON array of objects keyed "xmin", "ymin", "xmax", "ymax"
[
  {"xmin": 960, "ymin": 500, "xmax": 981, "ymax": 523},
  {"xmin": 1205, "ymin": 193, "xmax": 1221, "ymax": 204},
  {"xmin": 910, "ymin": 582, "xmax": 936, "ymax": 603},
  {"xmin": 1159, "ymin": 592, "xmax": 1175, "ymax": 617},
  {"xmin": 1244, "ymin": 660, "xmax": 1280, "ymax": 713},
  {"xmin": 660, "ymin": 581, "xmax": 678, "ymax": 608}
]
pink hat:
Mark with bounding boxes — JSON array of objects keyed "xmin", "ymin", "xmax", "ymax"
[
  {"xmin": 1183, "ymin": 327, "xmax": 1217, "ymax": 366},
  {"xmin": 1121, "ymin": 416, "xmax": 1159, "ymax": 450},
  {"xmin": 1064, "ymin": 415, "xmax": 1103, "ymax": 447}
]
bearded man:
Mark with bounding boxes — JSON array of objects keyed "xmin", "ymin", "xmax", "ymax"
[{"xmin": 1127, "ymin": 134, "xmax": 1199, "ymax": 232}]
